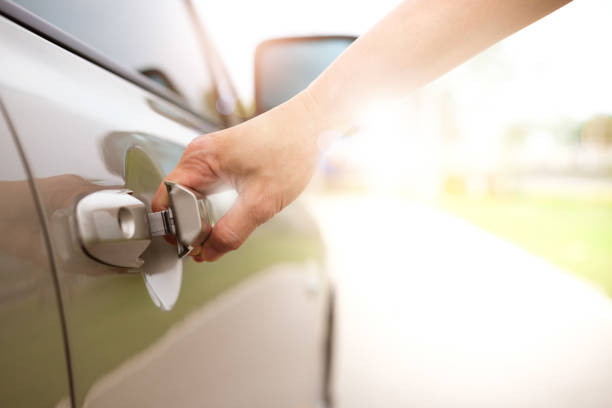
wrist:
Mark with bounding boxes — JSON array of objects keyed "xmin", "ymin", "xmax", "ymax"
[
  {"xmin": 303, "ymin": 76, "xmax": 358, "ymax": 136},
  {"xmin": 299, "ymin": 86, "xmax": 327, "ymax": 122},
  {"xmin": 293, "ymin": 88, "xmax": 341, "ymax": 153}
]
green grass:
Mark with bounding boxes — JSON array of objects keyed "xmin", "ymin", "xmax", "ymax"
[{"xmin": 438, "ymin": 194, "xmax": 612, "ymax": 295}]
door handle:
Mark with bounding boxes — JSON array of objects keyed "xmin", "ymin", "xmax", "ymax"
[{"xmin": 75, "ymin": 182, "xmax": 213, "ymax": 268}]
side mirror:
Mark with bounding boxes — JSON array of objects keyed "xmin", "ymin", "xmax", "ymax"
[{"xmin": 254, "ymin": 35, "xmax": 356, "ymax": 114}]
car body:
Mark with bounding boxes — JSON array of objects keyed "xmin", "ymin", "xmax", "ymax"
[{"xmin": 0, "ymin": 1, "xmax": 333, "ymax": 407}]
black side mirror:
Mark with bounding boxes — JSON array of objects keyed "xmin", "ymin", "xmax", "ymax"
[{"xmin": 254, "ymin": 35, "xmax": 356, "ymax": 114}]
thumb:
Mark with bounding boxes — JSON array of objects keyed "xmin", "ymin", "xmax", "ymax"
[
  {"xmin": 151, "ymin": 167, "xmax": 220, "ymax": 213},
  {"xmin": 151, "ymin": 166, "xmax": 218, "ymax": 248},
  {"xmin": 202, "ymin": 189, "xmax": 276, "ymax": 261},
  {"xmin": 152, "ymin": 181, "xmax": 171, "ymax": 213},
  {"xmin": 152, "ymin": 134, "xmax": 222, "ymax": 213},
  {"xmin": 152, "ymin": 167, "xmax": 190, "ymax": 213},
  {"xmin": 150, "ymin": 170, "xmax": 189, "ymax": 247}
]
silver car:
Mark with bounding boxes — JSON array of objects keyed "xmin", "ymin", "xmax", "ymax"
[{"xmin": 0, "ymin": 1, "xmax": 354, "ymax": 406}]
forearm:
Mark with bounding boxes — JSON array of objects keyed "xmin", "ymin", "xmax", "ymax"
[
  {"xmin": 157, "ymin": 0, "xmax": 572, "ymax": 262},
  {"xmin": 306, "ymin": 0, "xmax": 571, "ymax": 126}
]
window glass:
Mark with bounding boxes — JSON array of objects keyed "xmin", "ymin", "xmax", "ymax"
[{"xmin": 15, "ymin": 0, "xmax": 220, "ymax": 122}]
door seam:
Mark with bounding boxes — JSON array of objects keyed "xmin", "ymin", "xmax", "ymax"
[{"xmin": 0, "ymin": 97, "xmax": 77, "ymax": 407}]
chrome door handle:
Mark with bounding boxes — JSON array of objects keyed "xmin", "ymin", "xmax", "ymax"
[
  {"xmin": 149, "ymin": 181, "xmax": 214, "ymax": 258},
  {"xmin": 75, "ymin": 183, "xmax": 213, "ymax": 268}
]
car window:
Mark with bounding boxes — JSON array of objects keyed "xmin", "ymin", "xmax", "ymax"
[{"xmin": 14, "ymin": 0, "xmax": 221, "ymax": 123}]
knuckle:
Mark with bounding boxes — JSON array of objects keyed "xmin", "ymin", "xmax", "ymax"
[
  {"xmin": 180, "ymin": 135, "xmax": 218, "ymax": 167},
  {"xmin": 247, "ymin": 192, "xmax": 279, "ymax": 225},
  {"xmin": 214, "ymin": 224, "xmax": 243, "ymax": 251},
  {"xmin": 251, "ymin": 205, "xmax": 275, "ymax": 225}
]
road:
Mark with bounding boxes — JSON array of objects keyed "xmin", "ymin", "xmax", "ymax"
[{"xmin": 311, "ymin": 194, "xmax": 612, "ymax": 408}]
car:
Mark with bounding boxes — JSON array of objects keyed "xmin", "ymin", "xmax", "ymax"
[{"xmin": 0, "ymin": 1, "xmax": 352, "ymax": 406}]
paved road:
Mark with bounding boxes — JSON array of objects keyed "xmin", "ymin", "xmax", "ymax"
[{"xmin": 311, "ymin": 195, "xmax": 612, "ymax": 408}]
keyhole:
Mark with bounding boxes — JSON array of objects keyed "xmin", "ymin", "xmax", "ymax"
[{"xmin": 118, "ymin": 207, "xmax": 136, "ymax": 239}]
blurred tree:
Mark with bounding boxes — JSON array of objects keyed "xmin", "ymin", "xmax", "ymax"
[{"xmin": 580, "ymin": 115, "xmax": 612, "ymax": 147}]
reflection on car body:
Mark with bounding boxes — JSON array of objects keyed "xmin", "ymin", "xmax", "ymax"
[{"xmin": 0, "ymin": 1, "xmax": 332, "ymax": 407}]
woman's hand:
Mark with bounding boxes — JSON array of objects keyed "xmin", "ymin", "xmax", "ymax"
[
  {"xmin": 152, "ymin": 90, "xmax": 325, "ymax": 262},
  {"xmin": 153, "ymin": 0, "xmax": 571, "ymax": 262}
]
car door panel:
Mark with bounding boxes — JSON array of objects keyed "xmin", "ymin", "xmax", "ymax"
[
  {"xmin": 0, "ymin": 103, "xmax": 72, "ymax": 407},
  {"xmin": 1, "ymin": 14, "xmax": 328, "ymax": 408}
]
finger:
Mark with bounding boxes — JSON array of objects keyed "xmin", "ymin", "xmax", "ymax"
[
  {"xmin": 156, "ymin": 189, "xmax": 214, "ymax": 258},
  {"xmin": 151, "ymin": 166, "xmax": 218, "ymax": 248},
  {"xmin": 151, "ymin": 134, "xmax": 222, "ymax": 212},
  {"xmin": 152, "ymin": 181, "xmax": 170, "ymax": 212},
  {"xmin": 189, "ymin": 245, "xmax": 202, "ymax": 257},
  {"xmin": 188, "ymin": 214, "xmax": 212, "ymax": 257},
  {"xmin": 202, "ymin": 193, "xmax": 274, "ymax": 261},
  {"xmin": 151, "ymin": 169, "xmax": 195, "ymax": 212}
]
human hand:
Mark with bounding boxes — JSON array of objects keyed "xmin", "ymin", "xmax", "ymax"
[{"xmin": 152, "ymin": 90, "xmax": 326, "ymax": 262}]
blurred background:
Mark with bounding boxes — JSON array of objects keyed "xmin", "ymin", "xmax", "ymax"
[
  {"xmin": 5, "ymin": 0, "xmax": 612, "ymax": 406},
  {"xmin": 198, "ymin": 0, "xmax": 612, "ymax": 406},
  {"xmin": 201, "ymin": 0, "xmax": 612, "ymax": 298}
]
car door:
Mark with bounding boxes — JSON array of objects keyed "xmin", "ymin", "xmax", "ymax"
[
  {"xmin": 0, "ymin": 101, "xmax": 72, "ymax": 408},
  {"xmin": 0, "ymin": 2, "xmax": 329, "ymax": 407}
]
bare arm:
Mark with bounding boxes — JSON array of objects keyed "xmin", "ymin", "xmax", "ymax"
[
  {"xmin": 154, "ymin": 0, "xmax": 571, "ymax": 262},
  {"xmin": 307, "ymin": 0, "xmax": 570, "ymax": 125}
]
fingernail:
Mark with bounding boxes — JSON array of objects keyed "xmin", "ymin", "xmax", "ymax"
[
  {"xmin": 203, "ymin": 246, "xmax": 221, "ymax": 262},
  {"xmin": 193, "ymin": 255, "xmax": 204, "ymax": 263}
]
